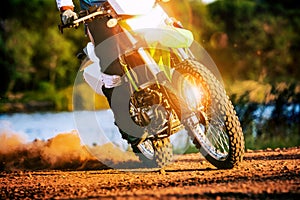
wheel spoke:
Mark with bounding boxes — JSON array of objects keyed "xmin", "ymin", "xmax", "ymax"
[{"xmin": 209, "ymin": 116, "xmax": 229, "ymax": 152}]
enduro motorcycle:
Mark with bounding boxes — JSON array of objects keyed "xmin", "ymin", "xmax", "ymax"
[{"xmin": 60, "ymin": 0, "xmax": 245, "ymax": 169}]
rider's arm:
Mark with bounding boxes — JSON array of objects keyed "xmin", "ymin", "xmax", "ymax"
[
  {"xmin": 56, "ymin": 0, "xmax": 77, "ymax": 25},
  {"xmin": 56, "ymin": 0, "xmax": 75, "ymax": 11}
]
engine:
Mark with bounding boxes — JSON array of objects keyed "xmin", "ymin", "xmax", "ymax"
[{"xmin": 129, "ymin": 86, "xmax": 169, "ymax": 135}]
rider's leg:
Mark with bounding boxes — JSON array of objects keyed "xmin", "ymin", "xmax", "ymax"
[{"xmin": 84, "ymin": 17, "xmax": 142, "ymax": 145}]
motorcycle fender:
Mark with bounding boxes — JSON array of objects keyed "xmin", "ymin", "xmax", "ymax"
[{"xmin": 138, "ymin": 26, "xmax": 194, "ymax": 48}]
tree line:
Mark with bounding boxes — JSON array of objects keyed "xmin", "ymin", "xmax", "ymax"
[{"xmin": 0, "ymin": 0, "xmax": 299, "ymax": 98}]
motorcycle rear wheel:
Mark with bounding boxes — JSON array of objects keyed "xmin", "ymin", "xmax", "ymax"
[{"xmin": 174, "ymin": 60, "xmax": 245, "ymax": 169}]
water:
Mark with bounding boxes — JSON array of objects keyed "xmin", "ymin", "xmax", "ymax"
[
  {"xmin": 0, "ymin": 112, "xmax": 77, "ymax": 142},
  {"xmin": 0, "ymin": 110, "xmax": 191, "ymax": 153},
  {"xmin": 0, "ymin": 110, "xmax": 125, "ymax": 147}
]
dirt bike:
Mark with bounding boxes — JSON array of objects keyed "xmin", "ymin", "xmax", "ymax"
[{"xmin": 60, "ymin": 0, "xmax": 245, "ymax": 169}]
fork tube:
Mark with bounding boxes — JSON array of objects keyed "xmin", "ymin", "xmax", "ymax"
[
  {"xmin": 137, "ymin": 48, "xmax": 162, "ymax": 76},
  {"xmin": 120, "ymin": 28, "xmax": 162, "ymax": 77}
]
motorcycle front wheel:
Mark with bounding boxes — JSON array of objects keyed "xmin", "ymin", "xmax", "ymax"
[{"xmin": 173, "ymin": 60, "xmax": 245, "ymax": 169}]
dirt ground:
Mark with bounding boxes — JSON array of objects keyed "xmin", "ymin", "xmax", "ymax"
[{"xmin": 1, "ymin": 147, "xmax": 299, "ymax": 199}]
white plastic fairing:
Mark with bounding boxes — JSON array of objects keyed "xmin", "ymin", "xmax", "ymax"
[
  {"xmin": 86, "ymin": 42, "xmax": 99, "ymax": 63},
  {"xmin": 83, "ymin": 62, "xmax": 104, "ymax": 96},
  {"xmin": 125, "ymin": 4, "xmax": 167, "ymax": 30},
  {"xmin": 83, "ymin": 42, "xmax": 104, "ymax": 95},
  {"xmin": 108, "ymin": 0, "xmax": 156, "ymax": 15}
]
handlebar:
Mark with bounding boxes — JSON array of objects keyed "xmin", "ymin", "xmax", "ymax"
[
  {"xmin": 58, "ymin": 10, "xmax": 106, "ymax": 33},
  {"xmin": 58, "ymin": 0, "xmax": 169, "ymax": 33}
]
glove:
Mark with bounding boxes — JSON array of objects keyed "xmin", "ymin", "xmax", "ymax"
[{"xmin": 61, "ymin": 9, "xmax": 78, "ymax": 25}]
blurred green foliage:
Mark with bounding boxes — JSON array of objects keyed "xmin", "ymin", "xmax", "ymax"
[
  {"xmin": 0, "ymin": 0, "xmax": 86, "ymax": 95},
  {"xmin": 202, "ymin": 0, "xmax": 300, "ymax": 83}
]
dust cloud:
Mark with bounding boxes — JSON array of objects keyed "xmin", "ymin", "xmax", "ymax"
[{"xmin": 0, "ymin": 130, "xmax": 139, "ymax": 171}]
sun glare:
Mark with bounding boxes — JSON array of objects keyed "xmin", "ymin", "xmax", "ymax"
[
  {"xmin": 125, "ymin": 3, "xmax": 168, "ymax": 30},
  {"xmin": 182, "ymin": 76, "xmax": 204, "ymax": 110}
]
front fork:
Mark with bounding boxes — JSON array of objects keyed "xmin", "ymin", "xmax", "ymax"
[
  {"xmin": 120, "ymin": 27, "xmax": 192, "ymax": 87},
  {"xmin": 120, "ymin": 29, "xmax": 201, "ymax": 139}
]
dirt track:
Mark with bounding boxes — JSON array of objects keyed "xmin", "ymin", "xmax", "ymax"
[{"xmin": 1, "ymin": 147, "xmax": 299, "ymax": 199}]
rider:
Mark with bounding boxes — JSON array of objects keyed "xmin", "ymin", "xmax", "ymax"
[{"xmin": 56, "ymin": 0, "xmax": 141, "ymax": 146}]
